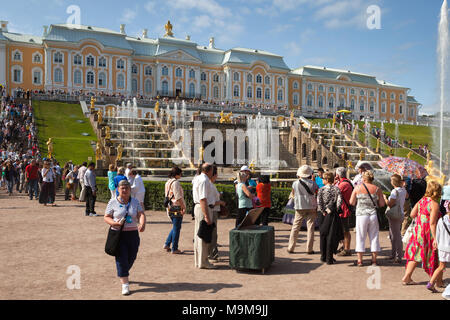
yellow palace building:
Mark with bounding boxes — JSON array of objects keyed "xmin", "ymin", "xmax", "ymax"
[{"xmin": 0, "ymin": 20, "xmax": 420, "ymax": 122}]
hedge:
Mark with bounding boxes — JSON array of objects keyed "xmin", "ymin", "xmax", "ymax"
[{"xmin": 94, "ymin": 178, "xmax": 390, "ymax": 230}]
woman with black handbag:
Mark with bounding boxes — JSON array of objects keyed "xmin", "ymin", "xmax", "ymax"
[
  {"xmin": 163, "ymin": 166, "xmax": 186, "ymax": 254},
  {"xmin": 104, "ymin": 179, "xmax": 146, "ymax": 295}
]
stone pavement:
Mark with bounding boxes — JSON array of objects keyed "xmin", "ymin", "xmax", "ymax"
[{"xmin": 0, "ymin": 191, "xmax": 446, "ymax": 300}]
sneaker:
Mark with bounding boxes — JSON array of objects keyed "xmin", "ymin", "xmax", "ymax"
[
  {"xmin": 122, "ymin": 284, "xmax": 130, "ymax": 295},
  {"xmin": 337, "ymin": 250, "xmax": 352, "ymax": 257},
  {"xmin": 201, "ymin": 263, "xmax": 218, "ymax": 269}
]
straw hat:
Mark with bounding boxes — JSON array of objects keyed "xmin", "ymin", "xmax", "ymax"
[{"xmin": 297, "ymin": 165, "xmax": 313, "ymax": 178}]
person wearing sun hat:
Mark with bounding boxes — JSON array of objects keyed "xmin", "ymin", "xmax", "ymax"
[{"xmin": 287, "ymin": 165, "xmax": 319, "ymax": 254}]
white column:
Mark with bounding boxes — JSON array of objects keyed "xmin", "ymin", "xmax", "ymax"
[
  {"xmin": 140, "ymin": 63, "xmax": 143, "ymax": 95},
  {"xmin": 67, "ymin": 51, "xmax": 72, "ymax": 92},
  {"xmin": 208, "ymin": 72, "xmax": 212, "ymax": 99},
  {"xmin": 168, "ymin": 65, "xmax": 172, "ymax": 94},
  {"xmin": 0, "ymin": 42, "xmax": 6, "ymax": 87},
  {"xmin": 347, "ymin": 86, "xmax": 350, "ymax": 109},
  {"xmin": 272, "ymin": 76, "xmax": 275, "ymax": 104},
  {"xmin": 156, "ymin": 63, "xmax": 161, "ymax": 93},
  {"xmin": 45, "ymin": 48, "xmax": 52, "ymax": 87},
  {"xmin": 302, "ymin": 82, "xmax": 306, "ymax": 107},
  {"xmin": 314, "ymin": 84, "xmax": 317, "ymax": 109},
  {"xmin": 284, "ymin": 76, "xmax": 288, "ymax": 106},
  {"xmin": 126, "ymin": 57, "xmax": 132, "ymax": 95},
  {"xmin": 376, "ymin": 88, "xmax": 379, "ymax": 119},
  {"xmin": 195, "ymin": 68, "xmax": 200, "ymax": 97},
  {"xmin": 108, "ymin": 56, "xmax": 113, "ymax": 93},
  {"xmin": 356, "ymin": 90, "xmax": 360, "ymax": 118},
  {"xmin": 226, "ymin": 69, "xmax": 232, "ymax": 101},
  {"xmin": 325, "ymin": 86, "xmax": 328, "ymax": 110},
  {"xmin": 184, "ymin": 67, "xmax": 188, "ymax": 97}
]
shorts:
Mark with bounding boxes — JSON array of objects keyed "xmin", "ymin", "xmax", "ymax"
[{"xmin": 341, "ymin": 216, "xmax": 350, "ymax": 232}]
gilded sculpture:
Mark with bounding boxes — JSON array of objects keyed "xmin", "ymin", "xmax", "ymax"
[{"xmin": 164, "ymin": 20, "xmax": 174, "ymax": 37}]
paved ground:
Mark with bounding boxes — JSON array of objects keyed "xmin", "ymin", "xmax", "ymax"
[{"xmin": 0, "ymin": 190, "xmax": 447, "ymax": 300}]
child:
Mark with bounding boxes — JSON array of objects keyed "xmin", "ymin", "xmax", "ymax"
[{"xmin": 427, "ymin": 199, "xmax": 450, "ymax": 293}]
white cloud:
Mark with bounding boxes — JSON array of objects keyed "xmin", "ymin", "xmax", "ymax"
[
  {"xmin": 167, "ymin": 0, "xmax": 232, "ymax": 19},
  {"xmin": 284, "ymin": 41, "xmax": 302, "ymax": 56},
  {"xmin": 120, "ymin": 8, "xmax": 137, "ymax": 23},
  {"xmin": 144, "ymin": 1, "xmax": 156, "ymax": 13}
]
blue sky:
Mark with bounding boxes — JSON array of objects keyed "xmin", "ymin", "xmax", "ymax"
[{"xmin": 1, "ymin": 0, "xmax": 448, "ymax": 115}]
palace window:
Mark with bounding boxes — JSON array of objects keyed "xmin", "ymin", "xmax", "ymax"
[
  {"xmin": 201, "ymin": 85, "xmax": 207, "ymax": 97},
  {"xmin": 293, "ymin": 93, "xmax": 299, "ymax": 105},
  {"xmin": 247, "ymin": 86, "xmax": 252, "ymax": 98},
  {"xmin": 54, "ymin": 52, "xmax": 63, "ymax": 64},
  {"xmin": 256, "ymin": 74, "xmax": 262, "ymax": 84},
  {"xmin": 99, "ymin": 57, "xmax": 106, "ymax": 68},
  {"xmin": 175, "ymin": 67, "xmax": 182, "ymax": 78},
  {"xmin": 86, "ymin": 71, "xmax": 94, "ymax": 85},
  {"xmin": 201, "ymin": 72, "xmax": 207, "ymax": 81},
  {"xmin": 175, "ymin": 81, "xmax": 182, "ymax": 92},
  {"xmin": 370, "ymin": 91, "xmax": 375, "ymax": 97},
  {"xmin": 339, "ymin": 98, "xmax": 345, "ymax": 108},
  {"xmin": 234, "ymin": 85, "xmax": 240, "ymax": 98},
  {"xmin": 265, "ymin": 76, "xmax": 270, "ymax": 85},
  {"xmin": 189, "ymin": 69, "xmax": 195, "ymax": 79},
  {"xmin": 213, "ymin": 74, "xmax": 219, "ymax": 82},
  {"xmin": 213, "ymin": 86, "xmax": 219, "ymax": 98},
  {"xmin": 319, "ymin": 85, "xmax": 323, "ymax": 92},
  {"xmin": 307, "ymin": 83, "xmax": 313, "ymax": 91},
  {"xmin": 382, "ymin": 91, "xmax": 386, "ymax": 99},
  {"xmin": 278, "ymin": 77, "xmax": 283, "ymax": 86},
  {"xmin": 117, "ymin": 59, "xmax": 125, "ymax": 70},
  {"xmin": 399, "ymin": 105, "xmax": 403, "ymax": 114},
  {"xmin": 329, "ymin": 87, "xmax": 334, "ymax": 93},
  {"xmin": 162, "ymin": 66, "xmax": 168, "ymax": 76},
  {"xmin": 86, "ymin": 55, "xmax": 95, "ymax": 67},
  {"xmin": 360, "ymin": 100, "xmax": 365, "ymax": 111},
  {"xmin": 329, "ymin": 96, "xmax": 334, "ymax": 108},
  {"xmin": 370, "ymin": 101, "xmax": 375, "ymax": 112},
  {"xmin": 132, "ymin": 79, "xmax": 138, "ymax": 93},
  {"xmin": 132, "ymin": 64, "xmax": 138, "ymax": 74},
  {"xmin": 162, "ymin": 81, "xmax": 168, "ymax": 95},
  {"xmin": 74, "ymin": 70, "xmax": 82, "ymax": 85},
  {"xmin": 189, "ymin": 83, "xmax": 195, "ymax": 98},
  {"xmin": 340, "ymin": 87, "xmax": 345, "ymax": 94},
  {"xmin": 293, "ymin": 81, "xmax": 298, "ymax": 89},
  {"xmin": 13, "ymin": 51, "xmax": 22, "ymax": 61},
  {"xmin": 350, "ymin": 88, "xmax": 355, "ymax": 95},
  {"xmin": 400, "ymin": 94, "xmax": 404, "ymax": 100},
  {"xmin": 318, "ymin": 96, "xmax": 324, "ymax": 108},
  {"xmin": 145, "ymin": 79, "xmax": 152, "ymax": 94},
  {"xmin": 277, "ymin": 89, "xmax": 283, "ymax": 101},
  {"xmin": 391, "ymin": 93, "xmax": 396, "ymax": 100},
  {"xmin": 145, "ymin": 66, "xmax": 152, "ymax": 76},
  {"xmin": 247, "ymin": 74, "xmax": 253, "ymax": 83},
  {"xmin": 307, "ymin": 94, "xmax": 313, "ymax": 107},
  {"xmin": 74, "ymin": 55, "xmax": 82, "ymax": 65},
  {"xmin": 13, "ymin": 68, "xmax": 22, "ymax": 83},
  {"xmin": 390, "ymin": 103, "xmax": 395, "ymax": 114},
  {"xmin": 54, "ymin": 68, "xmax": 63, "ymax": 83},
  {"xmin": 360, "ymin": 90, "xmax": 365, "ymax": 96},
  {"xmin": 33, "ymin": 53, "xmax": 41, "ymax": 64},
  {"xmin": 265, "ymin": 88, "xmax": 270, "ymax": 100},
  {"xmin": 234, "ymin": 72, "xmax": 240, "ymax": 81},
  {"xmin": 98, "ymin": 72, "xmax": 106, "ymax": 87},
  {"xmin": 381, "ymin": 103, "xmax": 386, "ymax": 113},
  {"xmin": 117, "ymin": 74, "xmax": 125, "ymax": 89},
  {"xmin": 410, "ymin": 108, "xmax": 415, "ymax": 117},
  {"xmin": 257, "ymin": 87, "xmax": 262, "ymax": 99},
  {"xmin": 350, "ymin": 99, "xmax": 355, "ymax": 110},
  {"xmin": 32, "ymin": 69, "xmax": 41, "ymax": 85}
]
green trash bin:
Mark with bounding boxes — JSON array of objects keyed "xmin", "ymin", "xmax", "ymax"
[{"xmin": 229, "ymin": 226, "xmax": 275, "ymax": 274}]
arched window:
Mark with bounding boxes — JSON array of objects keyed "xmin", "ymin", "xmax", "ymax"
[
  {"xmin": 318, "ymin": 95, "xmax": 323, "ymax": 107},
  {"xmin": 370, "ymin": 101, "xmax": 375, "ymax": 112},
  {"xmin": 189, "ymin": 69, "xmax": 195, "ymax": 79},
  {"xmin": 213, "ymin": 86, "xmax": 219, "ymax": 98},
  {"xmin": 293, "ymin": 137, "xmax": 297, "ymax": 154},
  {"xmin": 74, "ymin": 70, "xmax": 82, "ymax": 85},
  {"xmin": 213, "ymin": 74, "xmax": 219, "ymax": 82},
  {"xmin": 329, "ymin": 87, "xmax": 334, "ymax": 93},
  {"xmin": 54, "ymin": 68, "xmax": 63, "ymax": 83},
  {"xmin": 256, "ymin": 74, "xmax": 262, "ymax": 83},
  {"xmin": 391, "ymin": 93, "xmax": 396, "ymax": 100},
  {"xmin": 86, "ymin": 55, "xmax": 95, "ymax": 67},
  {"xmin": 175, "ymin": 81, "xmax": 182, "ymax": 92},
  {"xmin": 370, "ymin": 91, "xmax": 375, "ymax": 97},
  {"xmin": 390, "ymin": 103, "xmax": 395, "ymax": 114},
  {"xmin": 293, "ymin": 93, "xmax": 299, "ymax": 105},
  {"xmin": 381, "ymin": 103, "xmax": 386, "ymax": 113},
  {"xmin": 247, "ymin": 86, "xmax": 252, "ymax": 98},
  {"xmin": 308, "ymin": 83, "xmax": 313, "ymax": 91},
  {"xmin": 319, "ymin": 85, "xmax": 323, "ymax": 92},
  {"xmin": 340, "ymin": 87, "xmax": 345, "ymax": 94},
  {"xmin": 256, "ymin": 87, "xmax": 262, "ymax": 99},
  {"xmin": 399, "ymin": 104, "xmax": 403, "ymax": 114},
  {"xmin": 277, "ymin": 89, "xmax": 283, "ymax": 101},
  {"xmin": 247, "ymin": 74, "xmax": 253, "ymax": 83},
  {"xmin": 99, "ymin": 57, "xmax": 106, "ymax": 67},
  {"xmin": 54, "ymin": 52, "xmax": 63, "ymax": 63},
  {"xmin": 201, "ymin": 72, "xmax": 207, "ymax": 81},
  {"xmin": 162, "ymin": 80, "xmax": 168, "ymax": 95},
  {"xmin": 99, "ymin": 73, "xmax": 107, "ymax": 87},
  {"xmin": 201, "ymin": 85, "xmax": 207, "ymax": 97},
  {"xmin": 382, "ymin": 91, "xmax": 386, "ymax": 99},
  {"xmin": 74, "ymin": 54, "xmax": 82, "ymax": 65},
  {"xmin": 329, "ymin": 96, "xmax": 334, "ymax": 108},
  {"xmin": 131, "ymin": 64, "xmax": 138, "ymax": 74},
  {"xmin": 32, "ymin": 68, "xmax": 42, "ymax": 85},
  {"xmin": 307, "ymin": 94, "xmax": 313, "ymax": 107},
  {"xmin": 175, "ymin": 68, "xmax": 182, "ymax": 77},
  {"xmin": 351, "ymin": 88, "xmax": 355, "ymax": 95},
  {"xmin": 162, "ymin": 66, "xmax": 168, "ymax": 76},
  {"xmin": 350, "ymin": 99, "xmax": 355, "ymax": 110},
  {"xmin": 145, "ymin": 79, "xmax": 152, "ymax": 94},
  {"xmin": 278, "ymin": 77, "xmax": 283, "ymax": 86},
  {"xmin": 234, "ymin": 72, "xmax": 240, "ymax": 81},
  {"xmin": 86, "ymin": 71, "xmax": 94, "ymax": 85},
  {"xmin": 265, "ymin": 76, "xmax": 270, "ymax": 85},
  {"xmin": 33, "ymin": 53, "xmax": 41, "ymax": 63},
  {"xmin": 12, "ymin": 67, "xmax": 22, "ymax": 83},
  {"xmin": 189, "ymin": 83, "xmax": 195, "ymax": 98},
  {"xmin": 293, "ymin": 81, "xmax": 298, "ymax": 89},
  {"xmin": 145, "ymin": 66, "xmax": 152, "ymax": 76},
  {"xmin": 117, "ymin": 59, "xmax": 124, "ymax": 69},
  {"xmin": 360, "ymin": 99, "xmax": 365, "ymax": 111},
  {"xmin": 117, "ymin": 74, "xmax": 125, "ymax": 89},
  {"xmin": 14, "ymin": 51, "xmax": 22, "ymax": 61},
  {"xmin": 233, "ymin": 85, "xmax": 240, "ymax": 98},
  {"xmin": 360, "ymin": 90, "xmax": 365, "ymax": 96},
  {"xmin": 339, "ymin": 98, "xmax": 345, "ymax": 108},
  {"xmin": 132, "ymin": 79, "xmax": 138, "ymax": 93},
  {"xmin": 265, "ymin": 88, "xmax": 270, "ymax": 100}
]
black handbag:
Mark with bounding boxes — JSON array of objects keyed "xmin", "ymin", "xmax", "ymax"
[
  {"xmin": 165, "ymin": 179, "xmax": 182, "ymax": 218},
  {"xmin": 197, "ymin": 220, "xmax": 216, "ymax": 243},
  {"xmin": 105, "ymin": 201, "xmax": 130, "ymax": 257}
]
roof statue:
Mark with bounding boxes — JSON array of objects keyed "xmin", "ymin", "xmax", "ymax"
[{"xmin": 164, "ymin": 20, "xmax": 174, "ymax": 37}]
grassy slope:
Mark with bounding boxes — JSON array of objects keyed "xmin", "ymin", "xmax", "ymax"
[{"xmin": 33, "ymin": 100, "xmax": 96, "ymax": 165}]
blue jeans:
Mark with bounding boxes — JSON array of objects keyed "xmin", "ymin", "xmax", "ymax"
[
  {"xmin": 7, "ymin": 179, "xmax": 14, "ymax": 194},
  {"xmin": 28, "ymin": 179, "xmax": 38, "ymax": 199},
  {"xmin": 115, "ymin": 230, "xmax": 140, "ymax": 278},
  {"xmin": 165, "ymin": 216, "xmax": 183, "ymax": 251}
]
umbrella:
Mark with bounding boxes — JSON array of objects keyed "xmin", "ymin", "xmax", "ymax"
[
  {"xmin": 337, "ymin": 110, "xmax": 352, "ymax": 113},
  {"xmin": 378, "ymin": 156, "xmax": 428, "ymax": 179}
]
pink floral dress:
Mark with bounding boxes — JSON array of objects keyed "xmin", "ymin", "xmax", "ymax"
[{"xmin": 404, "ymin": 197, "xmax": 439, "ymax": 277}]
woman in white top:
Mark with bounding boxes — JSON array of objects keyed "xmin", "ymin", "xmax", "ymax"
[
  {"xmin": 128, "ymin": 169, "xmax": 146, "ymax": 209},
  {"xmin": 350, "ymin": 170, "xmax": 385, "ymax": 266},
  {"xmin": 39, "ymin": 160, "xmax": 56, "ymax": 206},
  {"xmin": 384, "ymin": 174, "xmax": 407, "ymax": 264}
]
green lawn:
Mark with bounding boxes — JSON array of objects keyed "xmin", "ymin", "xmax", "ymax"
[{"xmin": 33, "ymin": 100, "xmax": 96, "ymax": 165}]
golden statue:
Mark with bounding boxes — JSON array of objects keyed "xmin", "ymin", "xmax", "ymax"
[
  {"xmin": 376, "ymin": 138, "xmax": 381, "ymax": 153},
  {"xmin": 347, "ymin": 160, "xmax": 354, "ymax": 169},
  {"xmin": 331, "ymin": 135, "xmax": 336, "ymax": 147},
  {"xmin": 97, "ymin": 110, "xmax": 103, "ymax": 124},
  {"xmin": 46, "ymin": 138, "xmax": 54, "ymax": 159},
  {"xmin": 249, "ymin": 161, "xmax": 256, "ymax": 174},
  {"xmin": 90, "ymin": 97, "xmax": 96, "ymax": 112},
  {"xmin": 198, "ymin": 146, "xmax": 204, "ymax": 164},
  {"xmin": 95, "ymin": 142, "xmax": 102, "ymax": 161},
  {"xmin": 219, "ymin": 110, "xmax": 226, "ymax": 123},
  {"xmin": 116, "ymin": 144, "xmax": 123, "ymax": 161},
  {"xmin": 406, "ymin": 151, "xmax": 412, "ymax": 159},
  {"xmin": 352, "ymin": 124, "xmax": 358, "ymax": 140},
  {"xmin": 155, "ymin": 101, "xmax": 160, "ymax": 114},
  {"xmin": 168, "ymin": 114, "xmax": 173, "ymax": 124},
  {"xmin": 426, "ymin": 151, "xmax": 431, "ymax": 163},
  {"xmin": 290, "ymin": 111, "xmax": 294, "ymax": 121},
  {"xmin": 389, "ymin": 148, "xmax": 394, "ymax": 156},
  {"xmin": 104, "ymin": 126, "xmax": 111, "ymax": 140},
  {"xmin": 277, "ymin": 115, "xmax": 285, "ymax": 122},
  {"xmin": 164, "ymin": 20, "xmax": 174, "ymax": 37},
  {"xmin": 359, "ymin": 150, "xmax": 365, "ymax": 161}
]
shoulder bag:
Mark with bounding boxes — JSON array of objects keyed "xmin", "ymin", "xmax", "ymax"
[
  {"xmin": 298, "ymin": 179, "xmax": 314, "ymax": 196},
  {"xmin": 105, "ymin": 200, "xmax": 131, "ymax": 257},
  {"xmin": 164, "ymin": 179, "xmax": 182, "ymax": 218},
  {"xmin": 385, "ymin": 189, "xmax": 403, "ymax": 220}
]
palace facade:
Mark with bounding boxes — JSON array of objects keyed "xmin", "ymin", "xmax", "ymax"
[{"xmin": 0, "ymin": 20, "xmax": 420, "ymax": 121}]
